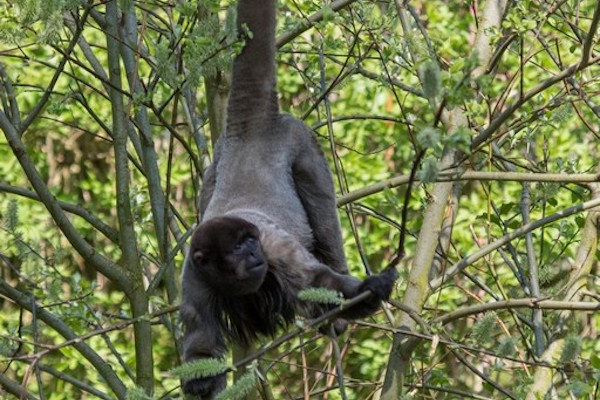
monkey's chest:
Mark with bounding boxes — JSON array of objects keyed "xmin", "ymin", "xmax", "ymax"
[{"xmin": 217, "ymin": 273, "xmax": 296, "ymax": 345}]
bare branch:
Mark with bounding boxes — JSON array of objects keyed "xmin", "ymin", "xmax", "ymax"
[
  {"xmin": 337, "ymin": 171, "xmax": 599, "ymax": 206},
  {"xmin": 434, "ymin": 298, "xmax": 600, "ymax": 325}
]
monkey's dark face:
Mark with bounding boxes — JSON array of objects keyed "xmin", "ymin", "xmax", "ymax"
[{"xmin": 191, "ymin": 217, "xmax": 267, "ymax": 296}]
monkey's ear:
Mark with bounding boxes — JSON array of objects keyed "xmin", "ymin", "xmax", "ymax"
[{"xmin": 193, "ymin": 250, "xmax": 204, "ymax": 264}]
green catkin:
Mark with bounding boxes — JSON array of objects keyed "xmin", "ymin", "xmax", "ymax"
[
  {"xmin": 560, "ymin": 336, "xmax": 581, "ymax": 363},
  {"xmin": 169, "ymin": 358, "xmax": 229, "ymax": 380},
  {"xmin": 497, "ymin": 337, "xmax": 516, "ymax": 357},
  {"xmin": 214, "ymin": 369, "xmax": 258, "ymax": 400},
  {"xmin": 297, "ymin": 287, "xmax": 343, "ymax": 305},
  {"xmin": 472, "ymin": 313, "xmax": 497, "ymax": 343},
  {"xmin": 418, "ymin": 60, "xmax": 441, "ymax": 101}
]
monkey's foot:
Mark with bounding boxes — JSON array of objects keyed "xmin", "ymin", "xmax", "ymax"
[
  {"xmin": 356, "ymin": 266, "xmax": 398, "ymax": 314},
  {"xmin": 183, "ymin": 373, "xmax": 226, "ymax": 399},
  {"xmin": 363, "ymin": 266, "xmax": 398, "ymax": 299}
]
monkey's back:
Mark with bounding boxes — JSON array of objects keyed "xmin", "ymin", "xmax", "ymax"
[{"xmin": 202, "ymin": 114, "xmax": 316, "ymax": 249}]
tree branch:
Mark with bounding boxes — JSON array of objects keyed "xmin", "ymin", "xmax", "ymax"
[
  {"xmin": 19, "ymin": 6, "xmax": 91, "ymax": 134},
  {"xmin": 337, "ymin": 170, "xmax": 599, "ymax": 206},
  {"xmin": 430, "ymin": 195, "xmax": 600, "ymax": 290},
  {"xmin": 0, "ymin": 373, "xmax": 39, "ymax": 400},
  {"xmin": 0, "ymin": 182, "xmax": 118, "ymax": 243},
  {"xmin": 581, "ymin": 0, "xmax": 600, "ymax": 66},
  {"xmin": 0, "ymin": 280, "xmax": 128, "ymax": 399},
  {"xmin": 0, "ymin": 111, "xmax": 129, "ymax": 288},
  {"xmin": 105, "ymin": 0, "xmax": 153, "ymax": 392},
  {"xmin": 434, "ymin": 298, "xmax": 600, "ymax": 325},
  {"xmin": 276, "ymin": 0, "xmax": 358, "ymax": 48},
  {"xmin": 473, "ymin": 55, "xmax": 600, "ymax": 148}
]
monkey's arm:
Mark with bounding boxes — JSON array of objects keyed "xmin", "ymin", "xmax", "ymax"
[
  {"xmin": 311, "ymin": 264, "xmax": 398, "ymax": 320},
  {"xmin": 260, "ymin": 226, "xmax": 396, "ymax": 319},
  {"xmin": 180, "ymin": 266, "xmax": 227, "ymax": 397},
  {"xmin": 292, "ymin": 130, "xmax": 348, "ymax": 274}
]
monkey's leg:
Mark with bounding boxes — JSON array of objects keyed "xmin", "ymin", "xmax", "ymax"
[
  {"xmin": 180, "ymin": 300, "xmax": 227, "ymax": 398},
  {"xmin": 292, "ymin": 125, "xmax": 348, "ymax": 274}
]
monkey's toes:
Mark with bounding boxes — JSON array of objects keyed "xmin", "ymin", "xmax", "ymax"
[
  {"xmin": 183, "ymin": 374, "xmax": 226, "ymax": 398},
  {"xmin": 362, "ymin": 269, "xmax": 397, "ymax": 301}
]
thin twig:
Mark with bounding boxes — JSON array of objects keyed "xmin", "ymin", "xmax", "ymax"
[
  {"xmin": 580, "ymin": 0, "xmax": 600, "ymax": 65},
  {"xmin": 276, "ymin": 0, "xmax": 359, "ymax": 48}
]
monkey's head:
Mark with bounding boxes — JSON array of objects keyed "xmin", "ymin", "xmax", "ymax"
[{"xmin": 190, "ymin": 216, "xmax": 267, "ymax": 295}]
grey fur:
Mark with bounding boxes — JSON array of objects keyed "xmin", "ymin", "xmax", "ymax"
[{"xmin": 180, "ymin": 0, "xmax": 397, "ymax": 398}]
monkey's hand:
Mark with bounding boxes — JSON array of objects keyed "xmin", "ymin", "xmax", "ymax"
[
  {"xmin": 183, "ymin": 373, "xmax": 226, "ymax": 399},
  {"xmin": 352, "ymin": 266, "xmax": 398, "ymax": 317}
]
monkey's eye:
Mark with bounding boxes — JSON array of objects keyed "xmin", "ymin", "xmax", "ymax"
[{"xmin": 234, "ymin": 236, "xmax": 256, "ymax": 252}]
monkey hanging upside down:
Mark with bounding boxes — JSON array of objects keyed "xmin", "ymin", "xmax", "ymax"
[{"xmin": 180, "ymin": 0, "xmax": 398, "ymax": 397}]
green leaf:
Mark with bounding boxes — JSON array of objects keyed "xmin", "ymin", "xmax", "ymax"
[
  {"xmin": 443, "ymin": 125, "xmax": 471, "ymax": 153},
  {"xmin": 499, "ymin": 203, "xmax": 515, "ymax": 215},
  {"xmin": 567, "ymin": 380, "xmax": 591, "ymax": 397},
  {"xmin": 508, "ymin": 220, "xmax": 521, "ymax": 229}
]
